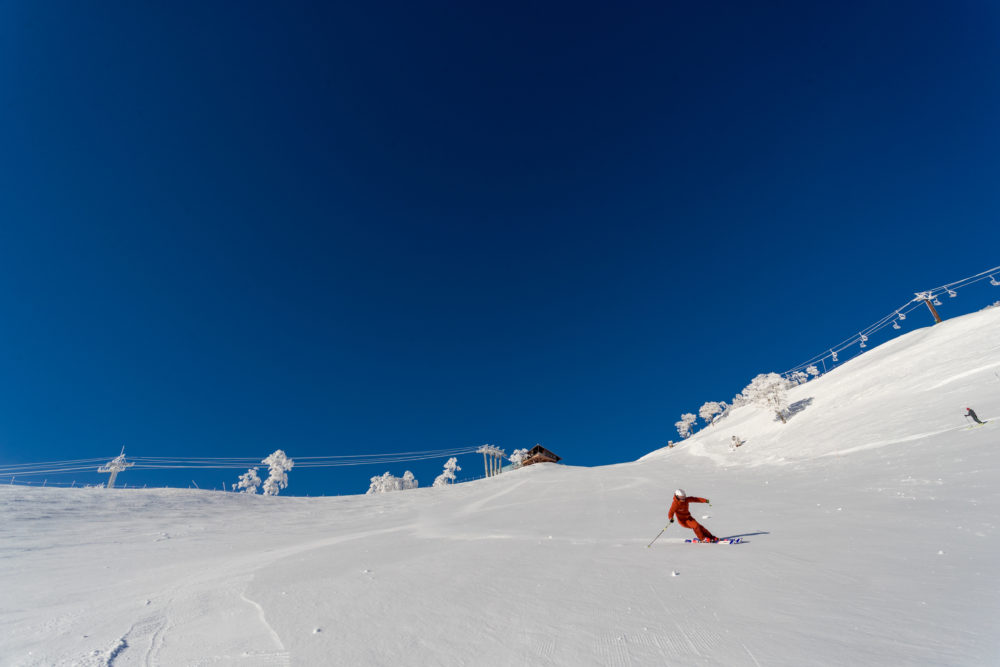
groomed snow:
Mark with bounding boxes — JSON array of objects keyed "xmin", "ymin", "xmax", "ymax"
[{"xmin": 2, "ymin": 308, "xmax": 999, "ymax": 666}]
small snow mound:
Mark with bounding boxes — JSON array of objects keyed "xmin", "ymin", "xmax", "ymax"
[{"xmin": 671, "ymin": 570, "xmax": 680, "ymax": 577}]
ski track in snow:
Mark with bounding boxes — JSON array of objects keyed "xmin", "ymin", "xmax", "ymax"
[
  {"xmin": 815, "ymin": 424, "xmax": 968, "ymax": 458},
  {"xmin": 98, "ymin": 612, "xmax": 170, "ymax": 667},
  {"xmin": 239, "ymin": 590, "xmax": 285, "ymax": 652},
  {"xmin": 925, "ymin": 360, "xmax": 1000, "ymax": 390},
  {"xmin": 741, "ymin": 643, "xmax": 763, "ymax": 667}
]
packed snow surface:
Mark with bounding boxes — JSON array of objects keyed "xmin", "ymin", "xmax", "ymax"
[{"xmin": 2, "ymin": 308, "xmax": 1000, "ymax": 666}]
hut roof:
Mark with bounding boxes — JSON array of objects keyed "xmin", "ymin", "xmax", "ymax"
[{"xmin": 525, "ymin": 445, "xmax": 561, "ymax": 463}]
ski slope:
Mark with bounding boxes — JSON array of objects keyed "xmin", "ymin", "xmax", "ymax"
[{"xmin": 2, "ymin": 307, "xmax": 999, "ymax": 666}]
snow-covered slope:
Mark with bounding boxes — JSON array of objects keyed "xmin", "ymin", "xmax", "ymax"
[{"xmin": 2, "ymin": 308, "xmax": 999, "ymax": 666}]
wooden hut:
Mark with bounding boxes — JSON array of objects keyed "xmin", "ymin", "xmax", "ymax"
[{"xmin": 521, "ymin": 444, "xmax": 561, "ymax": 467}]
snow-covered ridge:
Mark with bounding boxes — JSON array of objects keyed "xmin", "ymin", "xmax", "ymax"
[
  {"xmin": 644, "ymin": 305, "xmax": 1000, "ymax": 466},
  {"xmin": 2, "ymin": 308, "xmax": 999, "ymax": 665}
]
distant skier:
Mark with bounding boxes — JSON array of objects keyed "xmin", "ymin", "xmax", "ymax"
[
  {"xmin": 965, "ymin": 408, "xmax": 985, "ymax": 425},
  {"xmin": 668, "ymin": 489, "xmax": 718, "ymax": 542}
]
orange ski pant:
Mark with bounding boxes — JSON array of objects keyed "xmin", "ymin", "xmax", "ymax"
[{"xmin": 677, "ymin": 517, "xmax": 716, "ymax": 541}]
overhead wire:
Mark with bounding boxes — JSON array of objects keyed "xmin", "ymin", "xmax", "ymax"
[
  {"xmin": 0, "ymin": 446, "xmax": 482, "ymax": 477},
  {"xmin": 782, "ymin": 263, "xmax": 1000, "ymax": 376}
]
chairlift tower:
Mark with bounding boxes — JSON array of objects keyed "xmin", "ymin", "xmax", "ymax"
[
  {"xmin": 476, "ymin": 444, "xmax": 506, "ymax": 478},
  {"xmin": 98, "ymin": 447, "xmax": 134, "ymax": 489},
  {"xmin": 913, "ymin": 292, "xmax": 942, "ymax": 324}
]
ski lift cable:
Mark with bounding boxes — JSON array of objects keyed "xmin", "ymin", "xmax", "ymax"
[
  {"xmin": 131, "ymin": 446, "xmax": 478, "ymax": 463},
  {"xmin": 2, "ymin": 457, "xmax": 461, "ymax": 475},
  {"xmin": 950, "ymin": 271, "xmax": 1000, "ymax": 291},
  {"xmin": 134, "ymin": 453, "xmax": 481, "ymax": 470},
  {"xmin": 783, "ymin": 263, "xmax": 998, "ymax": 375},
  {"xmin": 280, "ymin": 448, "xmax": 481, "ymax": 466},
  {"xmin": 128, "ymin": 452, "xmax": 479, "ymax": 468},
  {"xmin": 0, "ymin": 462, "xmax": 114, "ymax": 474},
  {"xmin": 919, "ymin": 270, "xmax": 998, "ymax": 300},
  {"xmin": 782, "ymin": 299, "xmax": 914, "ymax": 373},
  {"xmin": 934, "ymin": 264, "xmax": 1000, "ymax": 293},
  {"xmin": 0, "ymin": 457, "xmax": 112, "ymax": 469},
  {"xmin": 0, "ymin": 465, "xmax": 109, "ymax": 476},
  {"xmin": 132, "ymin": 452, "xmax": 479, "ymax": 467},
  {"xmin": 0, "ymin": 447, "xmax": 483, "ymax": 476},
  {"xmin": 783, "ymin": 299, "xmax": 922, "ymax": 375}
]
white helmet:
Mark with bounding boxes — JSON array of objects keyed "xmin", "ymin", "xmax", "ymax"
[{"xmin": 674, "ymin": 489, "xmax": 686, "ymax": 499}]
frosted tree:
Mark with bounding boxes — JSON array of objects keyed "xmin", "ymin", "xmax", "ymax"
[
  {"xmin": 787, "ymin": 371, "xmax": 809, "ymax": 386},
  {"xmin": 698, "ymin": 401, "xmax": 727, "ymax": 425},
  {"xmin": 367, "ymin": 471, "xmax": 398, "ymax": 494},
  {"xmin": 741, "ymin": 372, "xmax": 790, "ymax": 423},
  {"xmin": 367, "ymin": 470, "xmax": 419, "ymax": 494},
  {"xmin": 508, "ymin": 448, "xmax": 529, "ymax": 468},
  {"xmin": 675, "ymin": 413, "xmax": 698, "ymax": 439},
  {"xmin": 806, "ymin": 365, "xmax": 820, "ymax": 378},
  {"xmin": 433, "ymin": 457, "xmax": 461, "ymax": 487},
  {"xmin": 261, "ymin": 449, "xmax": 294, "ymax": 496},
  {"xmin": 232, "ymin": 467, "xmax": 262, "ymax": 494}
]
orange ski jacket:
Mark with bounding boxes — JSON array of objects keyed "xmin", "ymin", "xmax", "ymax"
[{"xmin": 668, "ymin": 496, "xmax": 708, "ymax": 522}]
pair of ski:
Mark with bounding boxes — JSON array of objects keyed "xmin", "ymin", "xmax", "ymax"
[{"xmin": 685, "ymin": 537, "xmax": 742, "ymax": 544}]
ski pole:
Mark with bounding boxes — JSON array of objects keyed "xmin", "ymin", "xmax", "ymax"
[{"xmin": 647, "ymin": 523, "xmax": 669, "ymax": 548}]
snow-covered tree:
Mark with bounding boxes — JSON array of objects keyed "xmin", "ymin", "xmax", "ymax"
[
  {"xmin": 432, "ymin": 457, "xmax": 461, "ymax": 487},
  {"xmin": 508, "ymin": 448, "xmax": 529, "ymax": 468},
  {"xmin": 366, "ymin": 470, "xmax": 419, "ymax": 494},
  {"xmin": 232, "ymin": 467, "xmax": 261, "ymax": 494},
  {"xmin": 366, "ymin": 472, "xmax": 396, "ymax": 494},
  {"xmin": 806, "ymin": 365, "xmax": 820, "ymax": 378},
  {"xmin": 675, "ymin": 413, "xmax": 698, "ymax": 439},
  {"xmin": 741, "ymin": 372, "xmax": 790, "ymax": 423},
  {"xmin": 787, "ymin": 371, "xmax": 809, "ymax": 386},
  {"xmin": 698, "ymin": 401, "xmax": 725, "ymax": 425},
  {"xmin": 261, "ymin": 449, "xmax": 294, "ymax": 496}
]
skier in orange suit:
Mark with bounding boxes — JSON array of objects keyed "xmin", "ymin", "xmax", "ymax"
[{"xmin": 668, "ymin": 489, "xmax": 718, "ymax": 542}]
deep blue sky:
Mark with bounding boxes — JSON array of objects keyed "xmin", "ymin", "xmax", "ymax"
[{"xmin": 2, "ymin": 2, "xmax": 999, "ymax": 495}]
